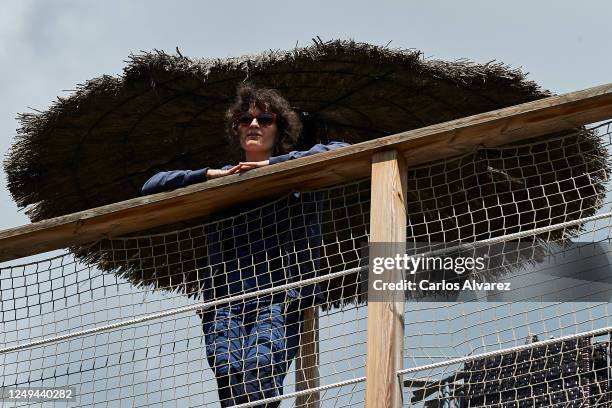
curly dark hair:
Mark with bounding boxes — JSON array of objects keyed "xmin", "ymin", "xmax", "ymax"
[{"xmin": 225, "ymin": 83, "xmax": 301, "ymax": 154}]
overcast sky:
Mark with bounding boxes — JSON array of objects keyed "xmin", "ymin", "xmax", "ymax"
[{"xmin": 1, "ymin": 0, "xmax": 611, "ymax": 231}]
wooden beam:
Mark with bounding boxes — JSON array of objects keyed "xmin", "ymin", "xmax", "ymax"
[
  {"xmin": 295, "ymin": 307, "xmax": 320, "ymax": 408},
  {"xmin": 365, "ymin": 150, "xmax": 407, "ymax": 408},
  {"xmin": 2, "ymin": 83, "xmax": 612, "ymax": 262}
]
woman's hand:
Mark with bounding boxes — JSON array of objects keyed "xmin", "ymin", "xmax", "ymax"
[
  {"xmin": 234, "ymin": 160, "xmax": 270, "ymax": 172},
  {"xmin": 206, "ymin": 168, "xmax": 233, "ymax": 179},
  {"xmin": 206, "ymin": 160, "xmax": 270, "ymax": 179}
]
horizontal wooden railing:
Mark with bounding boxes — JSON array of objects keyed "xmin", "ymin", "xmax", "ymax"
[{"xmin": 1, "ymin": 83, "xmax": 612, "ymax": 262}]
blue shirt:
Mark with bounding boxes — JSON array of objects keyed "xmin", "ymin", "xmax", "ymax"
[{"xmin": 141, "ymin": 141, "xmax": 350, "ymax": 306}]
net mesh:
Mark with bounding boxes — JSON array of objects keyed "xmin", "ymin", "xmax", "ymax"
[
  {"xmin": 1, "ymin": 121, "xmax": 612, "ymax": 407},
  {"xmin": 399, "ymin": 122, "xmax": 612, "ymax": 407},
  {"xmin": 0, "ymin": 255, "xmax": 368, "ymax": 407}
]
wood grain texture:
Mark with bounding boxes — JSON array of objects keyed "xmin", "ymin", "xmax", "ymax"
[
  {"xmin": 295, "ymin": 307, "xmax": 320, "ymax": 408},
  {"xmin": 2, "ymin": 83, "xmax": 612, "ymax": 262},
  {"xmin": 365, "ymin": 150, "xmax": 407, "ymax": 408}
]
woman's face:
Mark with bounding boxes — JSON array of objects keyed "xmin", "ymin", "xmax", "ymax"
[{"xmin": 237, "ymin": 106, "xmax": 278, "ymax": 158}]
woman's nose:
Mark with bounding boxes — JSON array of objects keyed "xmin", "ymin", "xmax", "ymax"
[{"xmin": 248, "ymin": 118, "xmax": 260, "ymax": 128}]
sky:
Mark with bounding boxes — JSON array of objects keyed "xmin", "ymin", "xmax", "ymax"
[{"xmin": 1, "ymin": 0, "xmax": 612, "ymax": 231}]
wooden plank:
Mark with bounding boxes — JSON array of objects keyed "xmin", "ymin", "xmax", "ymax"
[
  {"xmin": 365, "ymin": 150, "xmax": 407, "ymax": 408},
  {"xmin": 295, "ymin": 307, "xmax": 320, "ymax": 408},
  {"xmin": 2, "ymin": 83, "xmax": 612, "ymax": 262}
]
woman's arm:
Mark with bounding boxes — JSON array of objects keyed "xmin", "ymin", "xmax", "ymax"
[
  {"xmin": 141, "ymin": 165, "xmax": 236, "ymax": 195},
  {"xmin": 142, "ymin": 142, "xmax": 350, "ymax": 195},
  {"xmin": 269, "ymin": 141, "xmax": 350, "ymax": 165},
  {"xmin": 141, "ymin": 169, "xmax": 207, "ymax": 195},
  {"xmin": 224, "ymin": 142, "xmax": 352, "ymax": 173}
]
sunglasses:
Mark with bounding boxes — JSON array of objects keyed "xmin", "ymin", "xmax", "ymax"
[{"xmin": 234, "ymin": 112, "xmax": 277, "ymax": 127}]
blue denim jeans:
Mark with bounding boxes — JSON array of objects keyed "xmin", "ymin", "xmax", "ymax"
[{"xmin": 200, "ymin": 300, "xmax": 302, "ymax": 407}]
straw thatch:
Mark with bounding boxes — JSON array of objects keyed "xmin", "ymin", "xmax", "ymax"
[
  {"xmin": 6, "ymin": 39, "xmax": 550, "ymax": 221},
  {"xmin": 4, "ymin": 39, "xmax": 608, "ymax": 307}
]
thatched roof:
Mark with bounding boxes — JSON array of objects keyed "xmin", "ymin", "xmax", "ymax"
[
  {"xmin": 4, "ymin": 39, "xmax": 607, "ymax": 307},
  {"xmin": 6, "ymin": 39, "xmax": 550, "ymax": 221}
]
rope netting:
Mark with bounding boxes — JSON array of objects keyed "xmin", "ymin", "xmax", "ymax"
[
  {"xmin": 1, "ymin": 186, "xmax": 370, "ymax": 407},
  {"xmin": 1, "ymin": 121, "xmax": 612, "ymax": 407},
  {"xmin": 0, "ymin": 260, "xmax": 368, "ymax": 407},
  {"xmin": 397, "ymin": 121, "xmax": 612, "ymax": 407}
]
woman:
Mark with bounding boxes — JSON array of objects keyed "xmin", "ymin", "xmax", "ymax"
[{"xmin": 142, "ymin": 84, "xmax": 349, "ymax": 407}]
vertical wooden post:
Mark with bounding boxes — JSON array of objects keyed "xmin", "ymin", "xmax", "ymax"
[
  {"xmin": 295, "ymin": 306, "xmax": 320, "ymax": 408},
  {"xmin": 365, "ymin": 150, "xmax": 407, "ymax": 408}
]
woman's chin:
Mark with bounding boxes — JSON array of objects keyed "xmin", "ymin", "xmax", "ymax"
[{"xmin": 243, "ymin": 143, "xmax": 271, "ymax": 153}]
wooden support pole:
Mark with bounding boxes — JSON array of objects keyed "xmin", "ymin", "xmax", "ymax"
[
  {"xmin": 365, "ymin": 150, "xmax": 407, "ymax": 408},
  {"xmin": 295, "ymin": 306, "xmax": 320, "ymax": 408}
]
